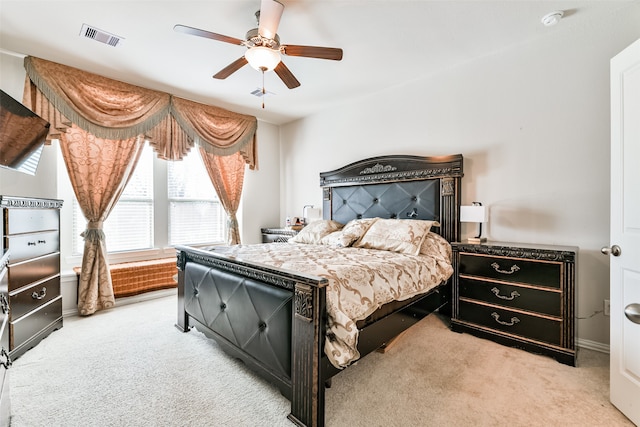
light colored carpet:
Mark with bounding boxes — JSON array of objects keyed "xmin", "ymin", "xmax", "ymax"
[{"xmin": 9, "ymin": 293, "xmax": 633, "ymax": 427}]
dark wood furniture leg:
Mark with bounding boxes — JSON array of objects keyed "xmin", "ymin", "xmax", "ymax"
[{"xmin": 288, "ymin": 283, "xmax": 326, "ymax": 427}]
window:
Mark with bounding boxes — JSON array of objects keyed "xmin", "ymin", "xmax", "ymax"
[
  {"xmin": 168, "ymin": 149, "xmax": 225, "ymax": 245},
  {"xmin": 70, "ymin": 144, "xmax": 225, "ymax": 256}
]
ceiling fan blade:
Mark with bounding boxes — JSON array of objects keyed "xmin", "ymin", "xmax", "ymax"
[
  {"xmin": 174, "ymin": 24, "xmax": 244, "ymax": 46},
  {"xmin": 281, "ymin": 45, "xmax": 343, "ymax": 61},
  {"xmin": 274, "ymin": 61, "xmax": 301, "ymax": 89},
  {"xmin": 258, "ymin": 0, "xmax": 284, "ymax": 40},
  {"xmin": 213, "ymin": 57, "xmax": 248, "ymax": 79}
]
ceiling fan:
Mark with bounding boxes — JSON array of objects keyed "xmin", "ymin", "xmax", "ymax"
[{"xmin": 174, "ymin": 0, "xmax": 343, "ymax": 90}]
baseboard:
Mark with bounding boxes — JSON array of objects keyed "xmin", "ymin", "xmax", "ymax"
[
  {"xmin": 577, "ymin": 338, "xmax": 610, "ymax": 354},
  {"xmin": 63, "ymin": 308, "xmax": 79, "ymax": 318},
  {"xmin": 115, "ymin": 288, "xmax": 177, "ymax": 308},
  {"xmin": 63, "ymin": 288, "xmax": 177, "ymax": 318}
]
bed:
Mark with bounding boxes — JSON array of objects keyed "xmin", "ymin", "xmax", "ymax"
[{"xmin": 175, "ymin": 154, "xmax": 463, "ymax": 427}]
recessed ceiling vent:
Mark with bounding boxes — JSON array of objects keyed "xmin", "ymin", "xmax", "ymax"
[{"xmin": 80, "ymin": 24, "xmax": 124, "ymax": 47}]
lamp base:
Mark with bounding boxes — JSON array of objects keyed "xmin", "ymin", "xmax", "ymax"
[{"xmin": 467, "ymin": 237, "xmax": 487, "ymax": 244}]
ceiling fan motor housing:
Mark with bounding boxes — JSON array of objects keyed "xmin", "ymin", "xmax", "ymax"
[{"xmin": 245, "ymin": 28, "xmax": 280, "ymax": 50}]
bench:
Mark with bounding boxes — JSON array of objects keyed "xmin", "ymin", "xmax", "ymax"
[{"xmin": 73, "ymin": 257, "xmax": 177, "ymax": 298}]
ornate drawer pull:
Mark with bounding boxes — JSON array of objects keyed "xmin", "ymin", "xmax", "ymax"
[
  {"xmin": 38, "ymin": 240, "xmax": 46, "ymax": 244},
  {"xmin": 0, "ymin": 348, "xmax": 12, "ymax": 369},
  {"xmin": 27, "ymin": 241, "xmax": 36, "ymax": 246},
  {"xmin": 491, "ymin": 262, "xmax": 520, "ymax": 275},
  {"xmin": 32, "ymin": 287, "xmax": 47, "ymax": 300},
  {"xmin": 491, "ymin": 312, "xmax": 520, "ymax": 326},
  {"xmin": 491, "ymin": 287, "xmax": 520, "ymax": 301}
]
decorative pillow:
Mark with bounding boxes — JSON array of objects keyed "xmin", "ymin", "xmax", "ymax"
[
  {"xmin": 320, "ymin": 218, "xmax": 379, "ymax": 247},
  {"xmin": 353, "ymin": 219, "xmax": 435, "ymax": 255},
  {"xmin": 289, "ymin": 220, "xmax": 343, "ymax": 244}
]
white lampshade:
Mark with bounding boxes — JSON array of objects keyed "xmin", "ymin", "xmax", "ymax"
[
  {"xmin": 461, "ymin": 204, "xmax": 489, "ymax": 244},
  {"xmin": 460, "ymin": 205, "xmax": 488, "ymax": 223},
  {"xmin": 245, "ymin": 46, "xmax": 281, "ymax": 71}
]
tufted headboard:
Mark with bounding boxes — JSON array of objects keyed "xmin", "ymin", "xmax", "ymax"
[{"xmin": 319, "ymin": 154, "xmax": 463, "ymax": 243}]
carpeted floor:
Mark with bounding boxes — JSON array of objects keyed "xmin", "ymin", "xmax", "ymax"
[{"xmin": 9, "ymin": 293, "xmax": 634, "ymax": 427}]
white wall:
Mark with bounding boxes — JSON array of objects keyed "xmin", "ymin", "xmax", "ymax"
[
  {"xmin": 280, "ymin": 6, "xmax": 640, "ymax": 346},
  {"xmin": 240, "ymin": 120, "xmax": 281, "ymax": 244}
]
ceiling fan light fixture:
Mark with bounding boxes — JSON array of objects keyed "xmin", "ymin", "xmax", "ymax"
[{"xmin": 245, "ymin": 46, "xmax": 281, "ymax": 71}]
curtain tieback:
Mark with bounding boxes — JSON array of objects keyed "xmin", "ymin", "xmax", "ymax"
[
  {"xmin": 87, "ymin": 220, "xmax": 104, "ymax": 229},
  {"xmin": 81, "ymin": 221, "xmax": 106, "ymax": 241},
  {"xmin": 227, "ymin": 216, "xmax": 238, "ymax": 228}
]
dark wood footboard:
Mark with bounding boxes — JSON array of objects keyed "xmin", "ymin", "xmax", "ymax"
[
  {"xmin": 175, "ymin": 245, "xmax": 450, "ymax": 427},
  {"xmin": 175, "ymin": 245, "xmax": 330, "ymax": 426}
]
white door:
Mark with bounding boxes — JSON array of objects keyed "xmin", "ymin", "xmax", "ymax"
[{"xmin": 609, "ymin": 38, "xmax": 640, "ymax": 426}]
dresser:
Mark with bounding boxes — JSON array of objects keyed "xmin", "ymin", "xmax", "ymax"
[
  {"xmin": 0, "ymin": 250, "xmax": 11, "ymax": 427},
  {"xmin": 451, "ymin": 241, "xmax": 577, "ymax": 366},
  {"xmin": 261, "ymin": 227, "xmax": 299, "ymax": 243},
  {"xmin": 1, "ymin": 195, "xmax": 63, "ymax": 361}
]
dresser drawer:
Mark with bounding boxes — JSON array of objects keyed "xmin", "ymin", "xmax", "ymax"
[
  {"xmin": 458, "ymin": 300, "xmax": 562, "ymax": 346},
  {"xmin": 9, "ymin": 275, "xmax": 60, "ymax": 321},
  {"xmin": 7, "ymin": 253, "xmax": 60, "ymax": 292},
  {"xmin": 459, "ymin": 253, "xmax": 562, "ymax": 289},
  {"xmin": 459, "ymin": 277, "xmax": 561, "ymax": 317},
  {"xmin": 10, "ymin": 295, "xmax": 62, "ymax": 350},
  {"xmin": 5, "ymin": 230, "xmax": 60, "ymax": 263},
  {"xmin": 5, "ymin": 208, "xmax": 59, "ymax": 235}
]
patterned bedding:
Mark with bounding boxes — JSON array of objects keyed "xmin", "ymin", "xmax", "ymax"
[{"xmin": 208, "ymin": 232, "xmax": 453, "ymax": 368}]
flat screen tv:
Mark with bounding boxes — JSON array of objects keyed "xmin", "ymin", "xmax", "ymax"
[{"xmin": 0, "ymin": 89, "xmax": 50, "ymax": 175}]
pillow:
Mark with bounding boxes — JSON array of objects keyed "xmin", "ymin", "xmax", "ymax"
[
  {"xmin": 320, "ymin": 218, "xmax": 379, "ymax": 247},
  {"xmin": 289, "ymin": 220, "xmax": 343, "ymax": 244},
  {"xmin": 353, "ymin": 219, "xmax": 435, "ymax": 255}
]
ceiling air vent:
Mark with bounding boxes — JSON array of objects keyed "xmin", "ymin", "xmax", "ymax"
[{"xmin": 80, "ymin": 24, "xmax": 124, "ymax": 47}]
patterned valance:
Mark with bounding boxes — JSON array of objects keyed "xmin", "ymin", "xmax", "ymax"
[{"xmin": 22, "ymin": 56, "xmax": 257, "ymax": 168}]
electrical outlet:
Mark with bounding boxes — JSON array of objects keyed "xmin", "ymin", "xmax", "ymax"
[{"xmin": 604, "ymin": 299, "xmax": 611, "ymax": 316}]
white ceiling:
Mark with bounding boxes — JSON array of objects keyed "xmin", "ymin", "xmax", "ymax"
[{"xmin": 0, "ymin": 1, "xmax": 636, "ymax": 125}]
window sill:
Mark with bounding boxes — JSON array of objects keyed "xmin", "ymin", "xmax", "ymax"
[{"xmin": 65, "ymin": 246, "xmax": 177, "ymax": 266}]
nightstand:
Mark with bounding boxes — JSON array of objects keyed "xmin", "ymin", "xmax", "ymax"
[
  {"xmin": 451, "ymin": 241, "xmax": 578, "ymax": 366},
  {"xmin": 261, "ymin": 228, "xmax": 299, "ymax": 243}
]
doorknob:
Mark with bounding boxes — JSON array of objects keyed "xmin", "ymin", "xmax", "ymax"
[
  {"xmin": 601, "ymin": 245, "xmax": 622, "ymax": 256},
  {"xmin": 625, "ymin": 304, "xmax": 640, "ymax": 325}
]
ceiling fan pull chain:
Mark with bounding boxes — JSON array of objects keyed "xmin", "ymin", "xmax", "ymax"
[{"xmin": 261, "ymin": 69, "xmax": 266, "ymax": 109}]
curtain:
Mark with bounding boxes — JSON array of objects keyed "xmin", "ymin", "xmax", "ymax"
[
  {"xmin": 59, "ymin": 125, "xmax": 145, "ymax": 315},
  {"xmin": 23, "ymin": 56, "xmax": 258, "ymax": 167},
  {"xmin": 22, "ymin": 55, "xmax": 258, "ymax": 314},
  {"xmin": 200, "ymin": 149, "xmax": 246, "ymax": 245}
]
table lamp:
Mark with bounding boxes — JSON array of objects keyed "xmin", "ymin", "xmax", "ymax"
[{"xmin": 460, "ymin": 202, "xmax": 488, "ymax": 244}]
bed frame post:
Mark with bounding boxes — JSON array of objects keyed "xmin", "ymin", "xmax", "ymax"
[
  {"xmin": 174, "ymin": 250, "xmax": 190, "ymax": 332},
  {"xmin": 440, "ymin": 176, "xmax": 461, "ymax": 243},
  {"xmin": 288, "ymin": 283, "xmax": 327, "ymax": 427}
]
